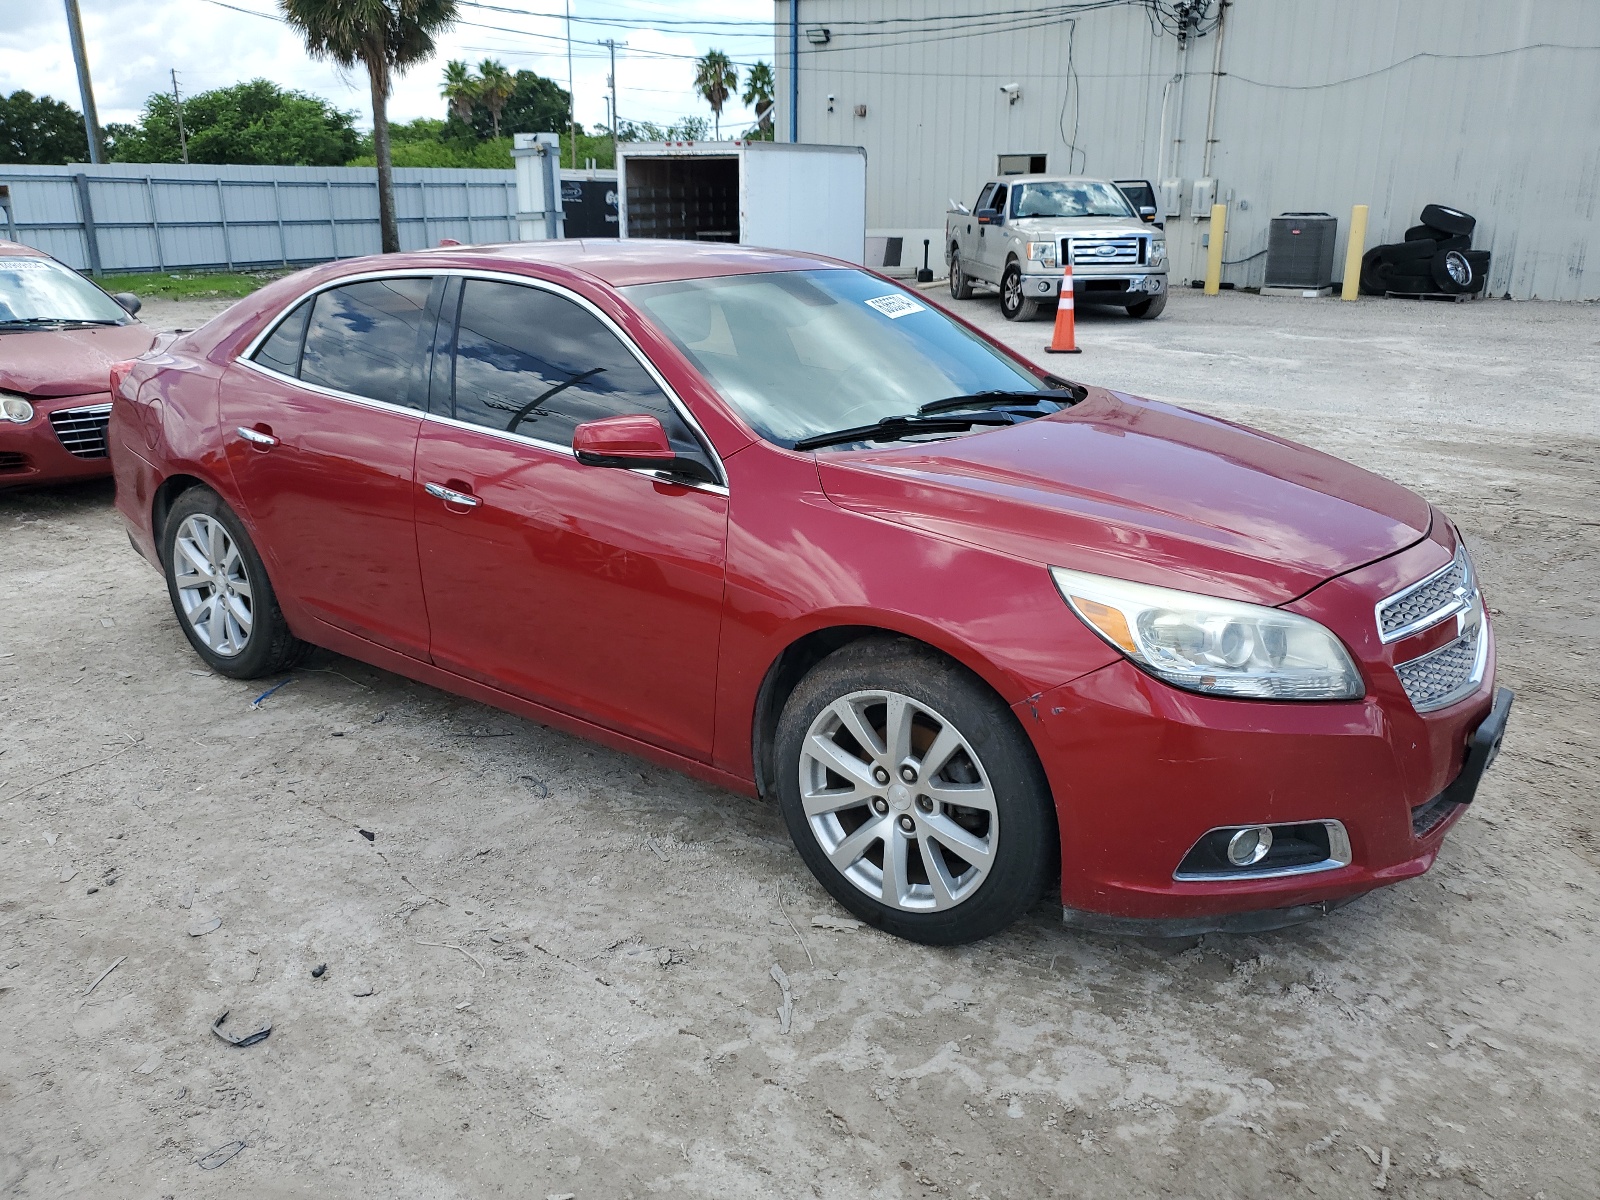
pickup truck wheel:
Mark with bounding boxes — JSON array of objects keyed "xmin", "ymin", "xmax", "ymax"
[
  {"xmin": 949, "ymin": 251, "xmax": 975, "ymax": 300},
  {"xmin": 1000, "ymin": 264, "xmax": 1039, "ymax": 321},
  {"xmin": 1126, "ymin": 292, "xmax": 1167, "ymax": 319}
]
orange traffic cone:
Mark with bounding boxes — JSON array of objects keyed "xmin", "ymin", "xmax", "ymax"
[{"xmin": 1045, "ymin": 262, "xmax": 1081, "ymax": 354}]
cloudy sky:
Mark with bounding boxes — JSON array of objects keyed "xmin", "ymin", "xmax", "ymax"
[{"xmin": 1, "ymin": 0, "xmax": 776, "ymax": 137}]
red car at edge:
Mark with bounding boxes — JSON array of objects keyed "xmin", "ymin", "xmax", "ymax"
[
  {"xmin": 108, "ymin": 241, "xmax": 1511, "ymax": 944},
  {"xmin": 1, "ymin": 239, "xmax": 155, "ymax": 488}
]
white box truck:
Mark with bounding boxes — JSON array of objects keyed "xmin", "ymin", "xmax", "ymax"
[{"xmin": 615, "ymin": 140, "xmax": 867, "ymax": 264}]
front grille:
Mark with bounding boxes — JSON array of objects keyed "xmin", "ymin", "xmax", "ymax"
[
  {"xmin": 48, "ymin": 403, "xmax": 112, "ymax": 459},
  {"xmin": 0, "ymin": 451, "xmax": 30, "ymax": 473},
  {"xmin": 1395, "ymin": 624, "xmax": 1482, "ymax": 712},
  {"xmin": 1377, "ymin": 550, "xmax": 1471, "ymax": 641},
  {"xmin": 1068, "ymin": 236, "xmax": 1143, "ymax": 266}
]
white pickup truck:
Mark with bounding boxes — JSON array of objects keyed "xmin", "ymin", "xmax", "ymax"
[{"xmin": 945, "ymin": 175, "xmax": 1168, "ymax": 321}]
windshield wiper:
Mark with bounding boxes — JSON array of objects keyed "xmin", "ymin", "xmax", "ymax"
[
  {"xmin": 793, "ymin": 412, "xmax": 1015, "ymax": 452},
  {"xmin": 917, "ymin": 386, "xmax": 1082, "ymax": 416},
  {"xmin": 0, "ymin": 317, "xmax": 123, "ymax": 329}
]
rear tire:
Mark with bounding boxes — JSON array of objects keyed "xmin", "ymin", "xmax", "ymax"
[
  {"xmin": 774, "ymin": 637, "xmax": 1056, "ymax": 945},
  {"xmin": 1419, "ymin": 204, "xmax": 1476, "ymax": 237},
  {"xmin": 1126, "ymin": 291, "xmax": 1167, "ymax": 318},
  {"xmin": 162, "ymin": 487, "xmax": 309, "ymax": 679},
  {"xmin": 1000, "ymin": 263, "xmax": 1040, "ymax": 321},
  {"xmin": 949, "ymin": 249, "xmax": 975, "ymax": 300}
]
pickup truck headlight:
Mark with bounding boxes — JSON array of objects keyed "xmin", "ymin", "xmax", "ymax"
[
  {"xmin": 1149, "ymin": 238, "xmax": 1167, "ymax": 265},
  {"xmin": 1025, "ymin": 241, "xmax": 1058, "ymax": 268},
  {"xmin": 1051, "ymin": 566, "xmax": 1364, "ymax": 701},
  {"xmin": 1, "ymin": 393, "xmax": 35, "ymax": 423}
]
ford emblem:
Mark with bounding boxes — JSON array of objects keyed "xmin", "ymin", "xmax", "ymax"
[{"xmin": 1095, "ymin": 245, "xmax": 1117, "ymax": 257}]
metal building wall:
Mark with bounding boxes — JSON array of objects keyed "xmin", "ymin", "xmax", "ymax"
[
  {"xmin": 776, "ymin": 0, "xmax": 1600, "ymax": 299},
  {"xmin": 0, "ymin": 163, "xmax": 518, "ymax": 275}
]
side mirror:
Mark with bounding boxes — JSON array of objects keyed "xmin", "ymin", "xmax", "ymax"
[
  {"xmin": 976, "ymin": 207, "xmax": 1000, "ymax": 225},
  {"xmin": 112, "ymin": 292, "xmax": 141, "ymax": 316},
  {"xmin": 572, "ymin": 414, "xmax": 718, "ymax": 485}
]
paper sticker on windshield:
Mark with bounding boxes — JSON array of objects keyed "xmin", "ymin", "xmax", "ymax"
[
  {"xmin": 864, "ymin": 294, "xmax": 925, "ymax": 319},
  {"xmin": 0, "ymin": 260, "xmax": 51, "ymax": 270}
]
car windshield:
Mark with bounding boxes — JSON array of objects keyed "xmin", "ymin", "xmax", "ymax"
[
  {"xmin": 0, "ymin": 256, "xmax": 129, "ymax": 325},
  {"xmin": 626, "ymin": 268, "xmax": 1045, "ymax": 447},
  {"xmin": 1012, "ymin": 181, "xmax": 1134, "ymax": 219}
]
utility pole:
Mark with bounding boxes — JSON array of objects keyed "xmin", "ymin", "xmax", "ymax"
[
  {"xmin": 63, "ymin": 0, "xmax": 104, "ymax": 164},
  {"xmin": 565, "ymin": 0, "xmax": 576, "ymax": 169},
  {"xmin": 170, "ymin": 69, "xmax": 190, "ymax": 164},
  {"xmin": 601, "ymin": 37, "xmax": 620, "ymax": 167}
]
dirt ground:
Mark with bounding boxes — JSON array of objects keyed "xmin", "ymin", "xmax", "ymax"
[{"xmin": 2, "ymin": 285, "xmax": 1597, "ymax": 1199}]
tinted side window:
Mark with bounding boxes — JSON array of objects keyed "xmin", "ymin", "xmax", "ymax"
[
  {"xmin": 252, "ymin": 299, "xmax": 310, "ymax": 376},
  {"xmin": 991, "ymin": 184, "xmax": 1008, "ymax": 216},
  {"xmin": 975, "ymin": 183, "xmax": 996, "ymax": 212},
  {"xmin": 448, "ymin": 279, "xmax": 703, "ymax": 458},
  {"xmin": 299, "ymin": 277, "xmax": 433, "ymax": 408}
]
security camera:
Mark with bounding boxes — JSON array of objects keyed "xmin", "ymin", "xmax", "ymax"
[{"xmin": 999, "ymin": 83, "xmax": 1022, "ymax": 104}]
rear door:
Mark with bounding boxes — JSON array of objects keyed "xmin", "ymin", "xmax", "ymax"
[
  {"xmin": 222, "ymin": 275, "xmax": 437, "ymax": 658},
  {"xmin": 413, "ymin": 275, "xmax": 729, "ymax": 759}
]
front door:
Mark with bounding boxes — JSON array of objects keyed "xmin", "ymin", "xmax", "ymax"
[
  {"xmin": 413, "ymin": 276, "xmax": 728, "ymax": 760},
  {"xmin": 221, "ymin": 275, "xmax": 436, "ymax": 659}
]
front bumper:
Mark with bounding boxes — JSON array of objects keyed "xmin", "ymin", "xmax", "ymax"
[
  {"xmin": 0, "ymin": 391, "xmax": 115, "ymax": 488},
  {"xmin": 1020, "ymin": 639, "xmax": 1503, "ymax": 928},
  {"xmin": 1020, "ymin": 271, "xmax": 1167, "ymax": 301}
]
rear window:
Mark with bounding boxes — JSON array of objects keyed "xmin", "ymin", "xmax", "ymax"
[{"xmin": 296, "ymin": 278, "xmax": 433, "ymax": 408}]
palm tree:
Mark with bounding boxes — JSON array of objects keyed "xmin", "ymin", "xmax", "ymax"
[
  {"xmin": 693, "ymin": 49, "xmax": 737, "ymax": 140},
  {"xmin": 476, "ymin": 59, "xmax": 514, "ymax": 140},
  {"xmin": 280, "ymin": 0, "xmax": 459, "ymax": 254},
  {"xmin": 441, "ymin": 59, "xmax": 479, "ymax": 124},
  {"xmin": 741, "ymin": 60, "xmax": 775, "ymax": 138}
]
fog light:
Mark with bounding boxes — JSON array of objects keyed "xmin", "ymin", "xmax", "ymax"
[
  {"xmin": 1226, "ymin": 826, "xmax": 1274, "ymax": 866},
  {"xmin": 1037, "ymin": 280, "xmax": 1051, "ymax": 294}
]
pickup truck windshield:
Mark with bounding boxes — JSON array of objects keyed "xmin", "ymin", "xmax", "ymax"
[
  {"xmin": 0, "ymin": 256, "xmax": 129, "ymax": 326},
  {"xmin": 627, "ymin": 268, "xmax": 1045, "ymax": 447},
  {"xmin": 1012, "ymin": 181, "xmax": 1134, "ymax": 219}
]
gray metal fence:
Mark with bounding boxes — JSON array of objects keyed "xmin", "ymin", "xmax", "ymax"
[{"xmin": 0, "ymin": 162, "xmax": 518, "ymax": 276}]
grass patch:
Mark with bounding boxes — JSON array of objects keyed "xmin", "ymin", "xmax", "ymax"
[{"xmin": 98, "ymin": 270, "xmax": 289, "ymax": 300}]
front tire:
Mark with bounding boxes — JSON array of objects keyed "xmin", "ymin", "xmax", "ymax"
[
  {"xmin": 1127, "ymin": 291, "xmax": 1168, "ymax": 319},
  {"xmin": 162, "ymin": 487, "xmax": 308, "ymax": 679},
  {"xmin": 774, "ymin": 637, "xmax": 1056, "ymax": 945},
  {"xmin": 1000, "ymin": 263, "xmax": 1040, "ymax": 321}
]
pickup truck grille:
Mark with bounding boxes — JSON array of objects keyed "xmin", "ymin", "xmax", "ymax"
[
  {"xmin": 49, "ymin": 402, "xmax": 113, "ymax": 459},
  {"xmin": 1067, "ymin": 236, "xmax": 1144, "ymax": 266}
]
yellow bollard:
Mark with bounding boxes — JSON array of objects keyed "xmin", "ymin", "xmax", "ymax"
[
  {"xmin": 1341, "ymin": 204, "xmax": 1370, "ymax": 300},
  {"xmin": 1203, "ymin": 203, "xmax": 1226, "ymax": 295}
]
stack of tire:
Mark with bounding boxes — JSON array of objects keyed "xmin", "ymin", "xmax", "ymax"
[{"xmin": 1360, "ymin": 204, "xmax": 1490, "ymax": 297}]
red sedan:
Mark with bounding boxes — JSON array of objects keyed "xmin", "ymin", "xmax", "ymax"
[
  {"xmin": 0, "ymin": 240, "xmax": 156, "ymax": 488},
  {"xmin": 109, "ymin": 242, "xmax": 1511, "ymax": 944}
]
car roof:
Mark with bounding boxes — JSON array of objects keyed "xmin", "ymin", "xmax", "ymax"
[
  {"xmin": 408, "ymin": 238, "xmax": 851, "ymax": 287},
  {"xmin": 0, "ymin": 240, "xmax": 53, "ymax": 259},
  {"xmin": 991, "ymin": 175, "xmax": 1117, "ymax": 186}
]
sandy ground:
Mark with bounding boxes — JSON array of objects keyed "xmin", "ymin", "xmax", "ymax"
[{"xmin": 1, "ymin": 285, "xmax": 1597, "ymax": 1199}]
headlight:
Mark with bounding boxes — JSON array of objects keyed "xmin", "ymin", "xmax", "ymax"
[
  {"xmin": 1051, "ymin": 566, "xmax": 1363, "ymax": 701},
  {"xmin": 1149, "ymin": 239, "xmax": 1167, "ymax": 265},
  {"xmin": 0, "ymin": 393, "xmax": 35, "ymax": 424},
  {"xmin": 1025, "ymin": 240, "xmax": 1058, "ymax": 268}
]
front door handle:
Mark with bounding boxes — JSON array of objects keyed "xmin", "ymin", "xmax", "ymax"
[
  {"xmin": 424, "ymin": 481, "xmax": 480, "ymax": 508},
  {"xmin": 236, "ymin": 425, "xmax": 277, "ymax": 448}
]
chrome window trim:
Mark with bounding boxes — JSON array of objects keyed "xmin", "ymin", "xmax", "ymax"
[
  {"xmin": 1375, "ymin": 546, "xmax": 1474, "ymax": 644},
  {"xmin": 1172, "ymin": 819, "xmax": 1352, "ymax": 883},
  {"xmin": 235, "ymin": 265, "xmax": 727, "ymax": 489},
  {"xmin": 235, "ymin": 356, "xmax": 425, "ymax": 421}
]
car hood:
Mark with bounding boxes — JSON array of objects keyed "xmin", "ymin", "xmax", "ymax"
[
  {"xmin": 0, "ymin": 323, "xmax": 158, "ymax": 398},
  {"xmin": 815, "ymin": 389, "xmax": 1431, "ymax": 606},
  {"xmin": 1008, "ymin": 216, "xmax": 1152, "ymax": 238}
]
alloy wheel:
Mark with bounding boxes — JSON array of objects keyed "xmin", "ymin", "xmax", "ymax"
[
  {"xmin": 1002, "ymin": 270, "xmax": 1021, "ymax": 313},
  {"xmin": 799, "ymin": 689, "xmax": 998, "ymax": 912},
  {"xmin": 172, "ymin": 513, "xmax": 254, "ymax": 657}
]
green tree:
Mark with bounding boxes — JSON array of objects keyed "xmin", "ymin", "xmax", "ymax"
[
  {"xmin": 0, "ymin": 90, "xmax": 89, "ymax": 165},
  {"xmin": 469, "ymin": 70, "xmax": 568, "ymax": 140},
  {"xmin": 440, "ymin": 59, "xmax": 478, "ymax": 123},
  {"xmin": 741, "ymin": 61, "xmax": 774, "ymax": 138},
  {"xmin": 476, "ymin": 59, "xmax": 514, "ymax": 140},
  {"xmin": 108, "ymin": 81, "xmax": 358, "ymax": 166},
  {"xmin": 613, "ymin": 116, "xmax": 708, "ymax": 143},
  {"xmin": 280, "ymin": 0, "xmax": 459, "ymax": 253},
  {"xmin": 693, "ymin": 49, "xmax": 738, "ymax": 140}
]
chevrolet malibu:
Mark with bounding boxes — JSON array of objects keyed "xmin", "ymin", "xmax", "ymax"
[
  {"xmin": 1, "ymin": 239, "xmax": 155, "ymax": 488},
  {"xmin": 109, "ymin": 241, "xmax": 1511, "ymax": 944}
]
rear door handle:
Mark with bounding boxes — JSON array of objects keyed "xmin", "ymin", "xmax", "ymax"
[
  {"xmin": 236, "ymin": 426, "xmax": 277, "ymax": 448},
  {"xmin": 424, "ymin": 481, "xmax": 480, "ymax": 508}
]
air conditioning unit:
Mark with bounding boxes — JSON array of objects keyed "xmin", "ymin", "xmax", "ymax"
[{"xmin": 1265, "ymin": 212, "xmax": 1338, "ymax": 289}]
